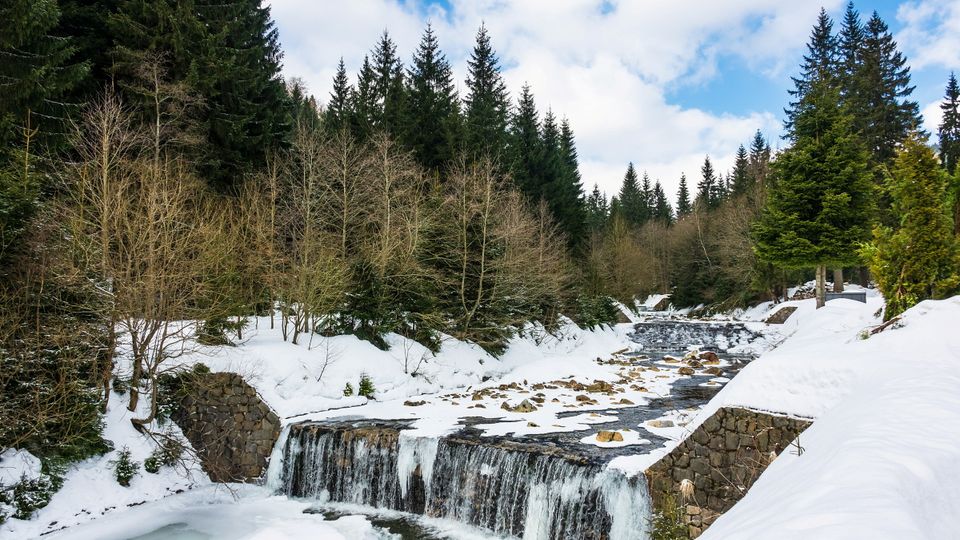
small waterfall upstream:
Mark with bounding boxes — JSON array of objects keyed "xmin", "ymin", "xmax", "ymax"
[
  {"xmin": 272, "ymin": 420, "xmax": 651, "ymax": 540},
  {"xmin": 631, "ymin": 320, "xmax": 761, "ymax": 353}
]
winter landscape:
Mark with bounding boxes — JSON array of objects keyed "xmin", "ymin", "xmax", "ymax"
[{"xmin": 2, "ymin": 1, "xmax": 960, "ymax": 539}]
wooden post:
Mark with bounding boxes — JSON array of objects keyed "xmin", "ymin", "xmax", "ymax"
[{"xmin": 816, "ymin": 264, "xmax": 826, "ymax": 309}]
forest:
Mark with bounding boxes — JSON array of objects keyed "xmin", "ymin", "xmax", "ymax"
[{"xmin": 1, "ymin": 0, "xmax": 959, "ymax": 510}]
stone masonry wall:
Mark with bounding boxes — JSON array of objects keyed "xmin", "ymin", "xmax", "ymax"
[
  {"xmin": 645, "ymin": 407, "xmax": 812, "ymax": 538},
  {"xmin": 173, "ymin": 372, "xmax": 281, "ymax": 482}
]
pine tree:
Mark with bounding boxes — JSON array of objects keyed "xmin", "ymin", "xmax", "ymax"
[
  {"xmin": 351, "ymin": 55, "xmax": 377, "ymax": 140},
  {"xmin": 754, "ymin": 79, "xmax": 873, "ymax": 308},
  {"xmin": 287, "ymin": 79, "xmax": 321, "ymax": 132},
  {"xmin": 404, "ymin": 24, "xmax": 459, "ymax": 174},
  {"xmin": 508, "ymin": 84, "xmax": 541, "ymax": 198},
  {"xmin": 747, "ymin": 130, "xmax": 772, "ymax": 190},
  {"xmin": 676, "ymin": 174, "xmax": 692, "ymax": 217},
  {"xmin": 189, "ymin": 0, "xmax": 291, "ymax": 191},
  {"xmin": 370, "ymin": 31, "xmax": 405, "ymax": 136},
  {"xmin": 640, "ymin": 172, "xmax": 653, "ymax": 224},
  {"xmin": 837, "ymin": 1, "xmax": 864, "ymax": 104},
  {"xmin": 555, "ymin": 118, "xmax": 587, "ymax": 245},
  {"xmin": 0, "ymin": 0, "xmax": 88, "ymax": 148},
  {"xmin": 938, "ymin": 73, "xmax": 960, "ymax": 175},
  {"xmin": 463, "ymin": 24, "xmax": 510, "ymax": 160},
  {"xmin": 617, "ymin": 163, "xmax": 644, "ymax": 226},
  {"xmin": 861, "ymin": 132, "xmax": 960, "ymax": 319},
  {"xmin": 855, "ymin": 11, "xmax": 921, "ymax": 165},
  {"xmin": 325, "ymin": 58, "xmax": 353, "ymax": 135},
  {"xmin": 730, "ymin": 144, "xmax": 751, "ymax": 196},
  {"xmin": 785, "ymin": 8, "xmax": 838, "ymax": 132},
  {"xmin": 585, "ymin": 184, "xmax": 608, "ymax": 234},
  {"xmin": 651, "ymin": 181, "xmax": 673, "ymax": 224},
  {"xmin": 696, "ymin": 156, "xmax": 718, "ymax": 209}
]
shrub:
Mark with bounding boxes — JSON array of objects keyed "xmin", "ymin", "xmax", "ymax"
[
  {"xmin": 111, "ymin": 447, "xmax": 139, "ymax": 487},
  {"xmin": 10, "ymin": 474, "xmax": 57, "ymax": 520},
  {"xmin": 358, "ymin": 374, "xmax": 375, "ymax": 399},
  {"xmin": 575, "ymin": 294, "xmax": 619, "ymax": 329},
  {"xmin": 143, "ymin": 454, "xmax": 160, "ymax": 474},
  {"xmin": 343, "ymin": 382, "xmax": 354, "ymax": 397},
  {"xmin": 650, "ymin": 494, "xmax": 688, "ymax": 540}
]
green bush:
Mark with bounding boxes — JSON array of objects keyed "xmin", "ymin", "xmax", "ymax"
[
  {"xmin": 575, "ymin": 294, "xmax": 620, "ymax": 329},
  {"xmin": 9, "ymin": 474, "xmax": 58, "ymax": 520},
  {"xmin": 143, "ymin": 454, "xmax": 160, "ymax": 474},
  {"xmin": 358, "ymin": 374, "xmax": 375, "ymax": 399},
  {"xmin": 650, "ymin": 494, "xmax": 689, "ymax": 540},
  {"xmin": 343, "ymin": 382, "xmax": 354, "ymax": 397},
  {"xmin": 111, "ymin": 447, "xmax": 139, "ymax": 487}
]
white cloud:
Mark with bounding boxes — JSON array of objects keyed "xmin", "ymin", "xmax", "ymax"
[
  {"xmin": 897, "ymin": 0, "xmax": 960, "ymax": 70},
  {"xmin": 266, "ymin": 0, "xmax": 829, "ymax": 201}
]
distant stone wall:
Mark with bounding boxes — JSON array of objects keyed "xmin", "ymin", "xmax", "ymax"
[
  {"xmin": 173, "ymin": 372, "xmax": 281, "ymax": 482},
  {"xmin": 645, "ymin": 407, "xmax": 812, "ymax": 538}
]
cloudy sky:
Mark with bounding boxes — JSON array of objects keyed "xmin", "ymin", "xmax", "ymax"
[{"xmin": 267, "ymin": 0, "xmax": 960, "ymax": 201}]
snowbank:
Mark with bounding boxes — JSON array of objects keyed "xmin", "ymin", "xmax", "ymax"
[{"xmin": 700, "ymin": 296, "xmax": 960, "ymax": 539}]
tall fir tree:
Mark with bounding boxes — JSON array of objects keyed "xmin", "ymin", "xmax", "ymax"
[
  {"xmin": 938, "ymin": 73, "xmax": 960, "ymax": 175},
  {"xmin": 463, "ymin": 24, "xmax": 510, "ymax": 161},
  {"xmin": 676, "ymin": 174, "xmax": 692, "ymax": 217},
  {"xmin": 696, "ymin": 156, "xmax": 719, "ymax": 209},
  {"xmin": 837, "ymin": 1, "xmax": 864, "ymax": 104},
  {"xmin": 325, "ymin": 58, "xmax": 352, "ymax": 135},
  {"xmin": 556, "ymin": 118, "xmax": 587, "ymax": 245},
  {"xmin": 404, "ymin": 24, "xmax": 459, "ymax": 174},
  {"xmin": 585, "ymin": 184, "xmax": 608, "ymax": 234},
  {"xmin": 785, "ymin": 8, "xmax": 838, "ymax": 132},
  {"xmin": 855, "ymin": 11, "xmax": 921, "ymax": 165},
  {"xmin": 747, "ymin": 130, "xmax": 772, "ymax": 190},
  {"xmin": 617, "ymin": 162, "xmax": 645, "ymax": 226},
  {"xmin": 754, "ymin": 79, "xmax": 873, "ymax": 308},
  {"xmin": 862, "ymin": 132, "xmax": 960, "ymax": 319},
  {"xmin": 730, "ymin": 144, "xmax": 751, "ymax": 196},
  {"xmin": 508, "ymin": 83, "xmax": 542, "ymax": 199},
  {"xmin": 370, "ymin": 31, "xmax": 405, "ymax": 137},
  {"xmin": 640, "ymin": 172, "xmax": 653, "ymax": 223},
  {"xmin": 651, "ymin": 181, "xmax": 673, "ymax": 224},
  {"xmin": 351, "ymin": 55, "xmax": 377, "ymax": 140}
]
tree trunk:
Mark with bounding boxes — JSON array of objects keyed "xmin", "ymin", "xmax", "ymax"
[
  {"xmin": 833, "ymin": 268, "xmax": 844, "ymax": 292},
  {"xmin": 815, "ymin": 264, "xmax": 826, "ymax": 309}
]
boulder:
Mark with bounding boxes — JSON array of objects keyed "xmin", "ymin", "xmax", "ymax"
[
  {"xmin": 648, "ymin": 419, "xmax": 675, "ymax": 428},
  {"xmin": 698, "ymin": 351, "xmax": 720, "ymax": 363},
  {"xmin": 616, "ymin": 398, "xmax": 635, "ymax": 405},
  {"xmin": 596, "ymin": 430, "xmax": 624, "ymax": 443},
  {"xmin": 403, "ymin": 400, "xmax": 427, "ymax": 407},
  {"xmin": 501, "ymin": 399, "xmax": 537, "ymax": 413},
  {"xmin": 678, "ymin": 366, "xmax": 696, "ymax": 376},
  {"xmin": 704, "ymin": 366, "xmax": 723, "ymax": 376}
]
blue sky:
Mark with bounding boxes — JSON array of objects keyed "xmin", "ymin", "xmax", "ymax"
[{"xmin": 268, "ymin": 0, "xmax": 960, "ymax": 201}]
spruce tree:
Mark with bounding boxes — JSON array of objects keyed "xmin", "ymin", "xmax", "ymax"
[
  {"xmin": 696, "ymin": 156, "xmax": 718, "ymax": 209},
  {"xmin": 938, "ymin": 73, "xmax": 960, "ymax": 175},
  {"xmin": 555, "ymin": 118, "xmax": 587, "ymax": 245},
  {"xmin": 617, "ymin": 163, "xmax": 644, "ymax": 226},
  {"xmin": 652, "ymin": 181, "xmax": 673, "ymax": 224},
  {"xmin": 676, "ymin": 174, "xmax": 692, "ymax": 217},
  {"xmin": 405, "ymin": 24, "xmax": 459, "ymax": 174},
  {"xmin": 753, "ymin": 79, "xmax": 873, "ymax": 308},
  {"xmin": 370, "ymin": 31, "xmax": 405, "ymax": 136},
  {"xmin": 640, "ymin": 172, "xmax": 653, "ymax": 224},
  {"xmin": 508, "ymin": 84, "xmax": 541, "ymax": 198},
  {"xmin": 585, "ymin": 184, "xmax": 608, "ymax": 234},
  {"xmin": 785, "ymin": 8, "xmax": 838, "ymax": 132},
  {"xmin": 855, "ymin": 11, "xmax": 921, "ymax": 165},
  {"xmin": 861, "ymin": 132, "xmax": 960, "ymax": 319},
  {"xmin": 325, "ymin": 58, "xmax": 353, "ymax": 135},
  {"xmin": 463, "ymin": 24, "xmax": 510, "ymax": 160},
  {"xmin": 730, "ymin": 144, "xmax": 750, "ymax": 196},
  {"xmin": 747, "ymin": 130, "xmax": 772, "ymax": 190},
  {"xmin": 837, "ymin": 1, "xmax": 864, "ymax": 104},
  {"xmin": 351, "ymin": 56, "xmax": 377, "ymax": 140}
]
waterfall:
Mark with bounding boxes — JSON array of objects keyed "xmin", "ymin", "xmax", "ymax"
[
  {"xmin": 631, "ymin": 320, "xmax": 760, "ymax": 352},
  {"xmin": 277, "ymin": 421, "xmax": 651, "ymax": 540}
]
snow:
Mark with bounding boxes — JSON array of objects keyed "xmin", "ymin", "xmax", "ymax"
[
  {"xmin": 695, "ymin": 295, "xmax": 960, "ymax": 539},
  {"xmin": 0, "ymin": 449, "xmax": 42, "ymax": 487}
]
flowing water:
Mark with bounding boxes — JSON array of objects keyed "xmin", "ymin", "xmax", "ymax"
[{"xmin": 266, "ymin": 319, "xmax": 762, "ymax": 540}]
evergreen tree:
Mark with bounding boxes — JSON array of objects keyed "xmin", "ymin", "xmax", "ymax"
[
  {"xmin": 0, "ymin": 0, "xmax": 88, "ymax": 149},
  {"xmin": 287, "ymin": 79, "xmax": 321, "ymax": 132},
  {"xmin": 785, "ymin": 8, "xmax": 838, "ymax": 132},
  {"xmin": 508, "ymin": 84, "xmax": 541, "ymax": 198},
  {"xmin": 861, "ymin": 132, "xmax": 960, "ymax": 319},
  {"xmin": 325, "ymin": 58, "xmax": 352, "ymax": 135},
  {"xmin": 463, "ymin": 25, "xmax": 510, "ymax": 160},
  {"xmin": 696, "ymin": 156, "xmax": 719, "ymax": 209},
  {"xmin": 676, "ymin": 174, "xmax": 692, "ymax": 217},
  {"xmin": 855, "ymin": 11, "xmax": 921, "ymax": 165},
  {"xmin": 640, "ymin": 172, "xmax": 653, "ymax": 224},
  {"xmin": 555, "ymin": 118, "xmax": 587, "ymax": 245},
  {"xmin": 837, "ymin": 1, "xmax": 864, "ymax": 104},
  {"xmin": 189, "ymin": 0, "xmax": 291, "ymax": 191},
  {"xmin": 351, "ymin": 55, "xmax": 377, "ymax": 140},
  {"xmin": 754, "ymin": 79, "xmax": 873, "ymax": 308},
  {"xmin": 617, "ymin": 163, "xmax": 644, "ymax": 226},
  {"xmin": 651, "ymin": 181, "xmax": 673, "ymax": 224},
  {"xmin": 370, "ymin": 31, "xmax": 405, "ymax": 136},
  {"xmin": 747, "ymin": 130, "xmax": 772, "ymax": 190},
  {"xmin": 730, "ymin": 144, "xmax": 751, "ymax": 196},
  {"xmin": 585, "ymin": 184, "xmax": 608, "ymax": 234},
  {"xmin": 938, "ymin": 73, "xmax": 960, "ymax": 175},
  {"xmin": 404, "ymin": 24, "xmax": 459, "ymax": 174}
]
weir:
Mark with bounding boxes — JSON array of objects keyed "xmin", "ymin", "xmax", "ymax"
[
  {"xmin": 272, "ymin": 419, "xmax": 651, "ymax": 540},
  {"xmin": 630, "ymin": 320, "xmax": 761, "ymax": 353}
]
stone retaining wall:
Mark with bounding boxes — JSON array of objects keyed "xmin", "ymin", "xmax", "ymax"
[
  {"xmin": 645, "ymin": 407, "xmax": 812, "ymax": 538},
  {"xmin": 172, "ymin": 372, "xmax": 281, "ymax": 482}
]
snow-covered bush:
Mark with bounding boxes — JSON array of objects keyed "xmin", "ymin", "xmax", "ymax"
[
  {"xmin": 111, "ymin": 447, "xmax": 139, "ymax": 487},
  {"xmin": 11, "ymin": 474, "xmax": 57, "ymax": 520},
  {"xmin": 343, "ymin": 382, "xmax": 354, "ymax": 397},
  {"xmin": 650, "ymin": 494, "xmax": 688, "ymax": 540}
]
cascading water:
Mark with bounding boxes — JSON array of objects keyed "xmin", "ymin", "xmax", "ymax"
[
  {"xmin": 275, "ymin": 421, "xmax": 651, "ymax": 540},
  {"xmin": 631, "ymin": 320, "xmax": 761, "ymax": 352}
]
